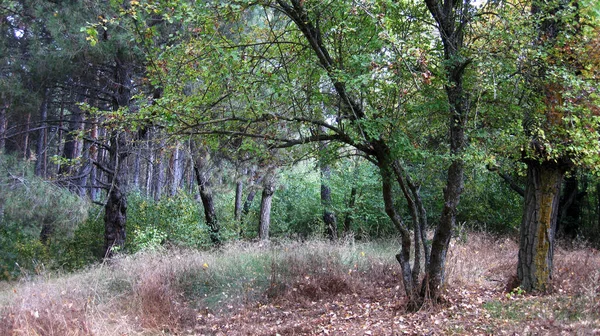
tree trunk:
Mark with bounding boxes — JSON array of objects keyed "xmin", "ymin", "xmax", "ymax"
[
  {"xmin": 132, "ymin": 150, "xmax": 141, "ymax": 191},
  {"xmin": 392, "ymin": 161, "xmax": 428, "ymax": 285},
  {"xmin": 103, "ymin": 132, "xmax": 128, "ymax": 257},
  {"xmin": 169, "ymin": 142, "xmax": 182, "ymax": 196},
  {"xmin": 321, "ymin": 164, "xmax": 337, "ymax": 241},
  {"xmin": 153, "ymin": 138, "xmax": 166, "ymax": 201},
  {"xmin": 379, "ymin": 160, "xmax": 417, "ymax": 305},
  {"xmin": 35, "ymin": 88, "xmax": 49, "ymax": 177},
  {"xmin": 518, "ymin": 162, "xmax": 563, "ymax": 291},
  {"xmin": 422, "ymin": 0, "xmax": 470, "ymax": 303},
  {"xmin": 243, "ymin": 190, "xmax": 257, "ymax": 216},
  {"xmin": 58, "ymin": 102, "xmax": 83, "ymax": 180},
  {"xmin": 103, "ymin": 55, "xmax": 132, "ymax": 257},
  {"xmin": 234, "ymin": 180, "xmax": 243, "ymax": 222},
  {"xmin": 75, "ymin": 139, "xmax": 91, "ymax": 197},
  {"xmin": 89, "ymin": 122, "xmax": 99, "ymax": 201},
  {"xmin": 258, "ymin": 175, "xmax": 275, "ymax": 241},
  {"xmin": 194, "ymin": 162, "xmax": 220, "ymax": 245}
]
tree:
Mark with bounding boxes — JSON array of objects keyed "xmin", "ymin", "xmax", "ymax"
[
  {"xmin": 515, "ymin": 0, "xmax": 600, "ymax": 291},
  {"xmin": 474, "ymin": 0, "xmax": 600, "ymax": 291},
  {"xmin": 258, "ymin": 169, "xmax": 276, "ymax": 240},
  {"xmin": 121, "ymin": 0, "xmax": 479, "ymax": 307}
]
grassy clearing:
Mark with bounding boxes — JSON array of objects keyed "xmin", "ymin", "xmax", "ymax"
[
  {"xmin": 0, "ymin": 234, "xmax": 598, "ymax": 335},
  {"xmin": 0, "ymin": 238, "xmax": 399, "ymax": 335}
]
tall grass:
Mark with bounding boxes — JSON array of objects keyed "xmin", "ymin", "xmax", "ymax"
[
  {"xmin": 0, "ymin": 238, "xmax": 399, "ymax": 335},
  {"xmin": 0, "ymin": 234, "xmax": 598, "ymax": 335}
]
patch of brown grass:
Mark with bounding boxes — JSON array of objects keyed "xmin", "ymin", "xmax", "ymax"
[
  {"xmin": 445, "ymin": 233, "xmax": 518, "ymax": 288},
  {"xmin": 0, "ymin": 279, "xmax": 92, "ymax": 336}
]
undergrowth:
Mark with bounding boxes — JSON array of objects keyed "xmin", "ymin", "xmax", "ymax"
[{"xmin": 0, "ymin": 234, "xmax": 598, "ymax": 335}]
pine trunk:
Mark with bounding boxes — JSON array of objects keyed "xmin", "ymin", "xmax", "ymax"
[
  {"xmin": 518, "ymin": 162, "xmax": 563, "ymax": 291},
  {"xmin": 104, "ymin": 132, "xmax": 128, "ymax": 257},
  {"xmin": 153, "ymin": 138, "xmax": 166, "ymax": 201},
  {"xmin": 169, "ymin": 142, "xmax": 182, "ymax": 196}
]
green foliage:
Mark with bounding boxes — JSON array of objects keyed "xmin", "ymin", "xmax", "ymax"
[
  {"xmin": 127, "ymin": 192, "xmax": 210, "ymax": 250},
  {"xmin": 0, "ymin": 154, "xmax": 92, "ymax": 279},
  {"xmin": 458, "ymin": 166, "xmax": 522, "ymax": 234}
]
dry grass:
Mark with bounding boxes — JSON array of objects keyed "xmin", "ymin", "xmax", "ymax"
[{"xmin": 0, "ymin": 233, "xmax": 598, "ymax": 335}]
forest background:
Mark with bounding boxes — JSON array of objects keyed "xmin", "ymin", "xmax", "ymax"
[{"xmin": 1, "ymin": 0, "xmax": 600, "ymax": 333}]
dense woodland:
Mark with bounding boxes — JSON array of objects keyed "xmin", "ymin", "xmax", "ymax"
[{"xmin": 1, "ymin": 0, "xmax": 600, "ymax": 317}]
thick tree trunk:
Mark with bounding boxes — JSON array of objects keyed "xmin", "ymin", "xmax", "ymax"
[
  {"xmin": 35, "ymin": 88, "xmax": 49, "ymax": 177},
  {"xmin": 321, "ymin": 164, "xmax": 337, "ymax": 241},
  {"xmin": 518, "ymin": 162, "xmax": 563, "ymax": 292},
  {"xmin": 258, "ymin": 175, "xmax": 275, "ymax": 241},
  {"xmin": 103, "ymin": 55, "xmax": 132, "ymax": 257},
  {"xmin": 103, "ymin": 132, "xmax": 128, "ymax": 257},
  {"xmin": 194, "ymin": 164, "xmax": 220, "ymax": 245}
]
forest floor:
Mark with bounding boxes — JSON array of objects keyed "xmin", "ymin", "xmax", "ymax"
[{"xmin": 0, "ymin": 233, "xmax": 599, "ymax": 335}]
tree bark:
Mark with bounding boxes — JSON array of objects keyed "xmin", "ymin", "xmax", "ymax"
[
  {"xmin": 58, "ymin": 101, "xmax": 83, "ymax": 180},
  {"xmin": 379, "ymin": 160, "xmax": 417, "ymax": 305},
  {"xmin": 103, "ymin": 55, "xmax": 132, "ymax": 257},
  {"xmin": 234, "ymin": 180, "xmax": 243, "ymax": 222},
  {"xmin": 103, "ymin": 132, "xmax": 128, "ymax": 257},
  {"xmin": 89, "ymin": 122, "xmax": 100, "ymax": 201},
  {"xmin": 518, "ymin": 162, "xmax": 563, "ymax": 291},
  {"xmin": 132, "ymin": 150, "xmax": 141, "ymax": 191},
  {"xmin": 516, "ymin": 0, "xmax": 574, "ymax": 291},
  {"xmin": 169, "ymin": 142, "xmax": 183, "ymax": 196},
  {"xmin": 392, "ymin": 161, "xmax": 428, "ymax": 285},
  {"xmin": 258, "ymin": 174, "xmax": 275, "ymax": 241},
  {"xmin": 145, "ymin": 130, "xmax": 154, "ymax": 197},
  {"xmin": 422, "ymin": 0, "xmax": 469, "ymax": 302},
  {"xmin": 193, "ymin": 151, "xmax": 220, "ymax": 245},
  {"xmin": 321, "ymin": 164, "xmax": 337, "ymax": 241},
  {"xmin": 153, "ymin": 137, "xmax": 166, "ymax": 201}
]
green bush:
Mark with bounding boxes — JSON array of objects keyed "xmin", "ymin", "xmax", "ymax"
[
  {"xmin": 0, "ymin": 154, "xmax": 92, "ymax": 279},
  {"xmin": 127, "ymin": 192, "xmax": 212, "ymax": 250}
]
